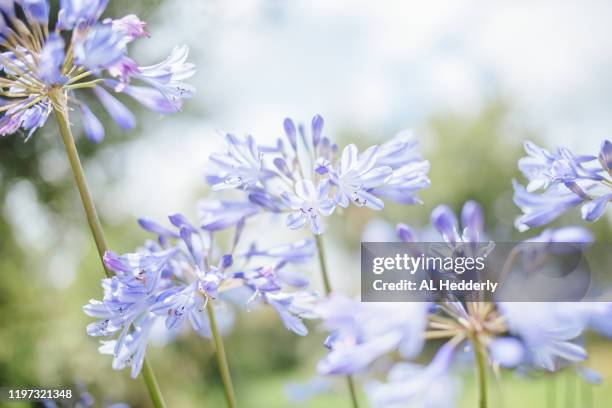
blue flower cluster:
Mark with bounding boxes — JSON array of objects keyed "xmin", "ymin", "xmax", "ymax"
[
  {"xmin": 10, "ymin": 4, "xmax": 593, "ymax": 400},
  {"xmin": 2, "ymin": 3, "xmax": 609, "ymax": 405},
  {"xmin": 84, "ymin": 211, "xmax": 317, "ymax": 378},
  {"xmin": 513, "ymin": 140, "xmax": 612, "ymax": 230},
  {"xmin": 0, "ymin": 0, "xmax": 194, "ymax": 142},
  {"xmin": 316, "ymin": 201, "xmax": 611, "ymax": 407},
  {"xmin": 207, "ymin": 116, "xmax": 430, "ymax": 234},
  {"xmin": 77, "ymin": 109, "xmax": 612, "ymax": 404}
]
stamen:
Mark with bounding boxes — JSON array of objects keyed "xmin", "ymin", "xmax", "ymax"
[
  {"xmin": 68, "ymin": 71, "xmax": 94, "ymax": 85},
  {"xmin": 0, "ymin": 101, "xmax": 25, "ymax": 113},
  {"xmin": 424, "ymin": 329, "xmax": 461, "ymax": 339},
  {"xmin": 66, "ymin": 79, "xmax": 104, "ymax": 90}
]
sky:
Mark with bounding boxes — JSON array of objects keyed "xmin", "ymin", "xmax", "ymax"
[{"xmin": 151, "ymin": 0, "xmax": 612, "ymax": 146}]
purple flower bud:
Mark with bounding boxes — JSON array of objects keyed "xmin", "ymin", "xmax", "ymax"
[
  {"xmin": 273, "ymin": 157, "xmax": 292, "ymax": 178},
  {"xmin": 581, "ymin": 194, "xmax": 611, "ymax": 222},
  {"xmin": 461, "ymin": 200, "xmax": 484, "ymax": 235},
  {"xmin": 78, "ymin": 102, "xmax": 105, "ymax": 143},
  {"xmin": 248, "ymin": 190, "xmax": 283, "ymax": 213},
  {"xmin": 430, "ymin": 205, "xmax": 459, "ymax": 242},
  {"xmin": 138, "ymin": 218, "xmax": 180, "ymax": 238},
  {"xmin": 600, "ymin": 140, "xmax": 612, "ymax": 173},
  {"xmin": 397, "ymin": 223, "xmax": 417, "ymax": 243},
  {"xmin": 93, "ymin": 86, "xmax": 136, "ymax": 129},
  {"xmin": 283, "ymin": 118, "xmax": 297, "ymax": 150},
  {"xmin": 311, "ymin": 114, "xmax": 324, "ymax": 146},
  {"xmin": 168, "ymin": 213, "xmax": 197, "ymax": 232}
]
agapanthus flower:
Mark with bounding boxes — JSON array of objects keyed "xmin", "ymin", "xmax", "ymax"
[
  {"xmin": 84, "ymin": 212, "xmax": 316, "ymax": 377},
  {"xmin": 316, "ymin": 295, "xmax": 430, "ymax": 376},
  {"xmin": 314, "ymin": 200, "xmax": 607, "ymax": 405},
  {"xmin": 366, "ymin": 343, "xmax": 459, "ymax": 408},
  {"xmin": 0, "ymin": 1, "xmax": 194, "ymax": 142},
  {"xmin": 497, "ymin": 302, "xmax": 588, "ymax": 371},
  {"xmin": 207, "ymin": 115, "xmax": 430, "ymax": 234},
  {"xmin": 518, "ymin": 141, "xmax": 603, "ymax": 191},
  {"xmin": 514, "ymin": 140, "xmax": 612, "ymax": 230},
  {"xmin": 281, "ymin": 179, "xmax": 335, "ymax": 235},
  {"xmin": 401, "ymin": 202, "xmax": 601, "ymax": 372}
]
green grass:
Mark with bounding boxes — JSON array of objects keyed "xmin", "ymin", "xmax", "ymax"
[{"xmin": 190, "ymin": 368, "xmax": 612, "ymax": 408}]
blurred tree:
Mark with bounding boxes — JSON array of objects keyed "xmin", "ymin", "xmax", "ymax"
[{"xmin": 332, "ymin": 99, "xmax": 531, "ymax": 246}]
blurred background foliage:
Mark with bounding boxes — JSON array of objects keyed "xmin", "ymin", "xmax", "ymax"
[{"xmin": 1, "ymin": 1, "xmax": 612, "ymax": 407}]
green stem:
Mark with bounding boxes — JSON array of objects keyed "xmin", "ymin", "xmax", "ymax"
[
  {"xmin": 142, "ymin": 359, "xmax": 167, "ymax": 408},
  {"xmin": 314, "ymin": 234, "xmax": 332, "ymax": 294},
  {"xmin": 51, "ymin": 90, "xmax": 110, "ymax": 277},
  {"xmin": 565, "ymin": 371, "xmax": 575, "ymax": 408},
  {"xmin": 581, "ymin": 374, "xmax": 592, "ymax": 408},
  {"xmin": 474, "ymin": 338, "xmax": 488, "ymax": 408},
  {"xmin": 547, "ymin": 376, "xmax": 556, "ymax": 408},
  {"xmin": 314, "ymin": 234, "xmax": 360, "ymax": 408},
  {"xmin": 345, "ymin": 376, "xmax": 360, "ymax": 408},
  {"xmin": 50, "ymin": 89, "xmax": 168, "ymax": 408},
  {"xmin": 206, "ymin": 300, "xmax": 237, "ymax": 408}
]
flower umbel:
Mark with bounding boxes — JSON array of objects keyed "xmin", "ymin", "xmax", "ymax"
[
  {"xmin": 313, "ymin": 200, "xmax": 608, "ymax": 408},
  {"xmin": 0, "ymin": 1, "xmax": 195, "ymax": 142},
  {"xmin": 84, "ymin": 212, "xmax": 317, "ymax": 377},
  {"xmin": 208, "ymin": 115, "xmax": 430, "ymax": 234},
  {"xmin": 513, "ymin": 140, "xmax": 612, "ymax": 230}
]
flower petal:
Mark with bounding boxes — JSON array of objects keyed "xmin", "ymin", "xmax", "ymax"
[
  {"xmin": 581, "ymin": 194, "xmax": 611, "ymax": 222},
  {"xmin": 286, "ymin": 212, "xmax": 306, "ymax": 230},
  {"xmin": 599, "ymin": 140, "xmax": 612, "ymax": 172},
  {"xmin": 78, "ymin": 102, "xmax": 105, "ymax": 143},
  {"xmin": 94, "ymin": 86, "xmax": 136, "ymax": 129},
  {"xmin": 430, "ymin": 205, "xmax": 459, "ymax": 242}
]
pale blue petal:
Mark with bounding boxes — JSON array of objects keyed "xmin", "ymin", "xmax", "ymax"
[{"xmin": 94, "ymin": 86, "xmax": 136, "ymax": 129}]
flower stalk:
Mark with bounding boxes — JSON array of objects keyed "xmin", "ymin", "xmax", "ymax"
[
  {"xmin": 50, "ymin": 89, "xmax": 168, "ymax": 408},
  {"xmin": 314, "ymin": 234, "xmax": 360, "ymax": 408},
  {"xmin": 314, "ymin": 234, "xmax": 332, "ymax": 294},
  {"xmin": 473, "ymin": 336, "xmax": 488, "ymax": 408},
  {"xmin": 206, "ymin": 300, "xmax": 237, "ymax": 408},
  {"xmin": 50, "ymin": 89, "xmax": 109, "ymax": 276}
]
